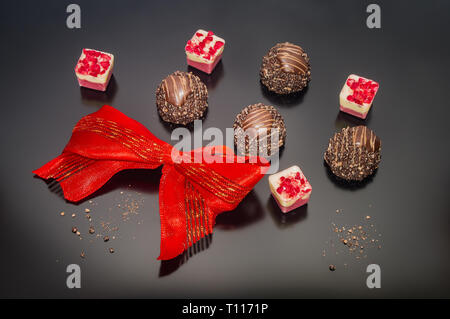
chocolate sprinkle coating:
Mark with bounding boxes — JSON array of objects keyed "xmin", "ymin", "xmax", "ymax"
[
  {"xmin": 324, "ymin": 126, "xmax": 381, "ymax": 181},
  {"xmin": 233, "ymin": 103, "xmax": 286, "ymax": 156},
  {"xmin": 260, "ymin": 42, "xmax": 311, "ymax": 95},
  {"xmin": 156, "ymin": 71, "xmax": 208, "ymax": 125}
]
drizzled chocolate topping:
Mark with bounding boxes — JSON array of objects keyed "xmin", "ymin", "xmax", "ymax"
[
  {"xmin": 162, "ymin": 72, "xmax": 193, "ymax": 107},
  {"xmin": 276, "ymin": 43, "xmax": 308, "ymax": 75},
  {"xmin": 242, "ymin": 107, "xmax": 276, "ymax": 132},
  {"xmin": 324, "ymin": 126, "xmax": 381, "ymax": 181},
  {"xmin": 353, "ymin": 126, "xmax": 381, "ymax": 152}
]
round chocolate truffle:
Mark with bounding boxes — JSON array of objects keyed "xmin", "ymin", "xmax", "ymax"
[
  {"xmin": 260, "ymin": 42, "xmax": 311, "ymax": 95},
  {"xmin": 324, "ymin": 126, "xmax": 381, "ymax": 181},
  {"xmin": 233, "ymin": 103, "xmax": 286, "ymax": 156},
  {"xmin": 156, "ymin": 71, "xmax": 208, "ymax": 125}
]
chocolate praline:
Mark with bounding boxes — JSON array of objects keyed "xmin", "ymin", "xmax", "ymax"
[
  {"xmin": 233, "ymin": 103, "xmax": 286, "ymax": 156},
  {"xmin": 260, "ymin": 42, "xmax": 311, "ymax": 95},
  {"xmin": 324, "ymin": 126, "xmax": 381, "ymax": 181},
  {"xmin": 156, "ymin": 71, "xmax": 208, "ymax": 125}
]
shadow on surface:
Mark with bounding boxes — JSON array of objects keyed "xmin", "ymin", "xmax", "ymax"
[
  {"xmin": 80, "ymin": 75, "xmax": 118, "ymax": 107},
  {"xmin": 260, "ymin": 81, "xmax": 309, "ymax": 107},
  {"xmin": 215, "ymin": 190, "xmax": 264, "ymax": 230},
  {"xmin": 159, "ymin": 234, "xmax": 213, "ymax": 277},
  {"xmin": 187, "ymin": 60, "xmax": 224, "ymax": 91},
  {"xmin": 267, "ymin": 196, "xmax": 308, "ymax": 228},
  {"xmin": 334, "ymin": 109, "xmax": 371, "ymax": 130}
]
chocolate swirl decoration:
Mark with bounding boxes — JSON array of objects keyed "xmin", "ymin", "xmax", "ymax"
[
  {"xmin": 353, "ymin": 126, "xmax": 381, "ymax": 152},
  {"xmin": 240, "ymin": 105, "xmax": 284, "ymax": 141},
  {"xmin": 242, "ymin": 107, "xmax": 276, "ymax": 132},
  {"xmin": 162, "ymin": 73, "xmax": 193, "ymax": 107},
  {"xmin": 276, "ymin": 42, "xmax": 309, "ymax": 75}
]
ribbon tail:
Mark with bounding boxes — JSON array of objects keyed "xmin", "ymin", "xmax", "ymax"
[
  {"xmin": 158, "ymin": 164, "xmax": 214, "ymax": 260},
  {"xmin": 33, "ymin": 152, "xmax": 160, "ymax": 203}
]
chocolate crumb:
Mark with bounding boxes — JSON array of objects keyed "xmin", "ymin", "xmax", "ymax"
[
  {"xmin": 89, "ymin": 227, "xmax": 95, "ymax": 234},
  {"xmin": 329, "ymin": 265, "xmax": 336, "ymax": 271},
  {"xmin": 329, "ymin": 213, "xmax": 382, "ymax": 265},
  {"xmin": 103, "ymin": 236, "xmax": 109, "ymax": 242},
  {"xmin": 109, "ymin": 248, "xmax": 115, "ymax": 254},
  {"xmin": 71, "ymin": 227, "xmax": 78, "ymax": 233}
]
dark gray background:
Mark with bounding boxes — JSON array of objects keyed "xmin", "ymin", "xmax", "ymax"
[{"xmin": 1, "ymin": 0, "xmax": 449, "ymax": 298}]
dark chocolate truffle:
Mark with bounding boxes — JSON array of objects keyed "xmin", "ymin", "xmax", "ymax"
[
  {"xmin": 324, "ymin": 126, "xmax": 381, "ymax": 181},
  {"xmin": 156, "ymin": 71, "xmax": 208, "ymax": 125},
  {"xmin": 260, "ymin": 42, "xmax": 311, "ymax": 95},
  {"xmin": 233, "ymin": 103, "xmax": 286, "ymax": 156}
]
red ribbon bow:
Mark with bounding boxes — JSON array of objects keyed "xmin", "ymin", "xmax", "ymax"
[{"xmin": 33, "ymin": 105, "xmax": 269, "ymax": 260}]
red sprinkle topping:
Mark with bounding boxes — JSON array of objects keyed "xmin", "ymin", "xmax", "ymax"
[
  {"xmin": 76, "ymin": 49, "xmax": 111, "ymax": 77},
  {"xmin": 346, "ymin": 76, "xmax": 379, "ymax": 105},
  {"xmin": 276, "ymin": 171, "xmax": 309, "ymax": 198},
  {"xmin": 185, "ymin": 30, "xmax": 224, "ymax": 60}
]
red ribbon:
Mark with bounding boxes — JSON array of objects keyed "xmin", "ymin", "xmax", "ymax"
[{"xmin": 33, "ymin": 105, "xmax": 269, "ymax": 260}]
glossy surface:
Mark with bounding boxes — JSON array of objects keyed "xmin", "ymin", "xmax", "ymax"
[{"xmin": 1, "ymin": 0, "xmax": 449, "ymax": 298}]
